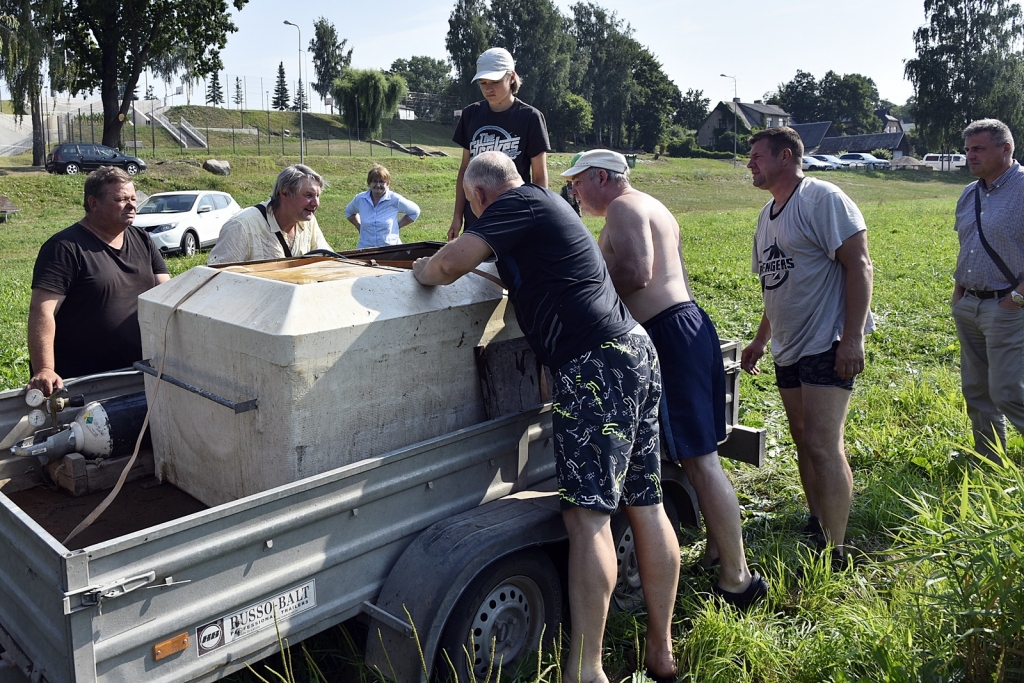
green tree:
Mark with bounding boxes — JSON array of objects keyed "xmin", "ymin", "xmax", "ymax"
[
  {"xmin": 546, "ymin": 91, "xmax": 592, "ymax": 150},
  {"xmin": 904, "ymin": 0, "xmax": 1023, "ymax": 150},
  {"xmin": 626, "ymin": 47, "xmax": 679, "ymax": 151},
  {"xmin": 674, "ymin": 88, "xmax": 710, "ymax": 130},
  {"xmin": 233, "ymin": 76, "xmax": 242, "ymax": 107},
  {"xmin": 769, "ymin": 70, "xmax": 821, "ymax": 124},
  {"xmin": 985, "ymin": 54, "xmax": 1024, "ymax": 160},
  {"xmin": 206, "ymin": 71, "xmax": 224, "ymax": 105},
  {"xmin": 332, "ymin": 69, "xmax": 407, "ymax": 137},
  {"xmin": 488, "ymin": 0, "xmax": 575, "ymax": 120},
  {"xmin": 49, "ymin": 0, "xmax": 247, "ymax": 148},
  {"xmin": 0, "ymin": 0, "xmax": 53, "ymax": 165},
  {"xmin": 272, "ymin": 62, "xmax": 289, "ymax": 111},
  {"xmin": 308, "ymin": 17, "xmax": 352, "ymax": 103},
  {"xmin": 818, "ymin": 71, "xmax": 879, "ymax": 135},
  {"xmin": 389, "ymin": 55, "xmax": 452, "ymax": 94},
  {"xmin": 292, "ymin": 78, "xmax": 307, "ymax": 112},
  {"xmin": 145, "ymin": 83, "xmax": 155, "ymax": 100},
  {"xmin": 446, "ymin": 0, "xmax": 493, "ymax": 104},
  {"xmin": 570, "ymin": 2, "xmax": 636, "ymax": 147}
]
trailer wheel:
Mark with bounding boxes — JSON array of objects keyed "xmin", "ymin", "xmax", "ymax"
[
  {"xmin": 435, "ymin": 549, "xmax": 562, "ymax": 682},
  {"xmin": 610, "ymin": 494, "xmax": 682, "ymax": 613}
]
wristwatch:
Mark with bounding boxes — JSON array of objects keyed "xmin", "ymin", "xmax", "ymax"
[{"xmin": 1012, "ymin": 290, "xmax": 1024, "ymax": 307}]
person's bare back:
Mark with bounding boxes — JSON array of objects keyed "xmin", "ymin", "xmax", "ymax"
[{"xmin": 598, "ymin": 188, "xmax": 692, "ymax": 323}]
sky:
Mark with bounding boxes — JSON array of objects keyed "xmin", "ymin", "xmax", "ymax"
[{"xmin": 182, "ymin": 0, "xmax": 933, "ymax": 113}]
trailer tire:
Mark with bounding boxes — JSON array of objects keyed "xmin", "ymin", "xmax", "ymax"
[
  {"xmin": 435, "ymin": 549, "xmax": 562, "ymax": 682},
  {"xmin": 610, "ymin": 494, "xmax": 682, "ymax": 613}
]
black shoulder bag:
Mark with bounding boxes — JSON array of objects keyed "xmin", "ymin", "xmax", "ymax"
[
  {"xmin": 974, "ymin": 185, "xmax": 1019, "ymax": 288},
  {"xmin": 255, "ymin": 203, "xmax": 292, "ymax": 258}
]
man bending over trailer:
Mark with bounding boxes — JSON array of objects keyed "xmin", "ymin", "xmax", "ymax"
[{"xmin": 412, "ymin": 151, "xmax": 679, "ymax": 683}]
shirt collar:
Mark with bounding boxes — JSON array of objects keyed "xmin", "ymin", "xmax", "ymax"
[{"xmin": 980, "ymin": 160, "xmax": 1020, "ymax": 192}]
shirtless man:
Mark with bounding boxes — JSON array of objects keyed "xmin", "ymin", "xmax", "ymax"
[{"xmin": 564, "ymin": 149, "xmax": 768, "ymax": 607}]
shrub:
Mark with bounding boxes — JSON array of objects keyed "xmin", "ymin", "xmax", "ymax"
[
  {"xmin": 665, "ymin": 139, "xmax": 736, "ymax": 159},
  {"xmin": 871, "ymin": 148, "xmax": 893, "ymax": 160}
]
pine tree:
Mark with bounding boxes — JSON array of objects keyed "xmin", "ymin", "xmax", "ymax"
[
  {"xmin": 233, "ymin": 77, "xmax": 243, "ymax": 107},
  {"xmin": 292, "ymin": 78, "xmax": 308, "ymax": 111},
  {"xmin": 272, "ymin": 62, "xmax": 290, "ymax": 111},
  {"xmin": 206, "ymin": 71, "xmax": 224, "ymax": 106}
]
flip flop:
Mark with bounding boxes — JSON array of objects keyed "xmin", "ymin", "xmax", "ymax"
[{"xmin": 712, "ymin": 571, "xmax": 769, "ymax": 609}]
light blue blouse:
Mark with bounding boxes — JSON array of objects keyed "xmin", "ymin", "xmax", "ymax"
[{"xmin": 345, "ymin": 189, "xmax": 421, "ymax": 249}]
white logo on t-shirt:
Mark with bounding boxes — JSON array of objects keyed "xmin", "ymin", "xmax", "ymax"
[{"xmin": 469, "ymin": 125, "xmax": 522, "ymax": 159}]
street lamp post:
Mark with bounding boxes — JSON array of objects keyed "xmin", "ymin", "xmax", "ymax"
[
  {"xmin": 720, "ymin": 74, "xmax": 738, "ymax": 168},
  {"xmin": 283, "ymin": 20, "xmax": 304, "ymax": 164}
]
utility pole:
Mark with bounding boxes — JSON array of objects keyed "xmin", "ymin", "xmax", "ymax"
[{"xmin": 721, "ymin": 74, "xmax": 738, "ymax": 168}]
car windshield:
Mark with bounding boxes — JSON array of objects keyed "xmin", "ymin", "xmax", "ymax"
[{"xmin": 138, "ymin": 194, "xmax": 197, "ymax": 214}]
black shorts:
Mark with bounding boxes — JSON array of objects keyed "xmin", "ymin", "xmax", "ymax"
[
  {"xmin": 774, "ymin": 340, "xmax": 854, "ymax": 390},
  {"xmin": 551, "ymin": 328, "xmax": 663, "ymax": 513}
]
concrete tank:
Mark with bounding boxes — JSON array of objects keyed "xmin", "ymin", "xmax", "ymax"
[{"xmin": 137, "ymin": 256, "xmax": 520, "ymax": 506}]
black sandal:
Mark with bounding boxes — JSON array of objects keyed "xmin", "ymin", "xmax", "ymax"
[{"xmin": 712, "ymin": 571, "xmax": 769, "ymax": 609}]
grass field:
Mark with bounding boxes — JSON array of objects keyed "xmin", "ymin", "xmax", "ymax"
[{"xmin": 1, "ymin": 150, "xmax": 1021, "ymax": 682}]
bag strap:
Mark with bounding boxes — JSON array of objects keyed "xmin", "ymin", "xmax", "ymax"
[
  {"xmin": 255, "ymin": 203, "xmax": 292, "ymax": 258},
  {"xmin": 974, "ymin": 185, "xmax": 1019, "ymax": 288}
]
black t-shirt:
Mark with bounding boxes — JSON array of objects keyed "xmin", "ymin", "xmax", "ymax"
[
  {"xmin": 467, "ymin": 184, "xmax": 635, "ymax": 370},
  {"xmin": 453, "ymin": 99, "xmax": 551, "ymax": 227},
  {"xmin": 32, "ymin": 223, "xmax": 169, "ymax": 378}
]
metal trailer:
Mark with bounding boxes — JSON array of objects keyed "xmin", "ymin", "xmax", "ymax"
[{"xmin": 0, "ymin": 344, "xmax": 763, "ymax": 683}]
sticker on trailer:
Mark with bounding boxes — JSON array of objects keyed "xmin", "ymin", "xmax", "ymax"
[{"xmin": 196, "ymin": 579, "xmax": 316, "ymax": 656}]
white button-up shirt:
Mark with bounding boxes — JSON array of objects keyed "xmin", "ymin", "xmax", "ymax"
[
  {"xmin": 207, "ymin": 202, "xmax": 332, "ymax": 265},
  {"xmin": 345, "ymin": 189, "xmax": 420, "ymax": 249}
]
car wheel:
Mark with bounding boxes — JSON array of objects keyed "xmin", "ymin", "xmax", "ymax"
[
  {"xmin": 64, "ymin": 162, "xmax": 80, "ymax": 175},
  {"xmin": 435, "ymin": 549, "xmax": 562, "ymax": 683},
  {"xmin": 610, "ymin": 494, "xmax": 682, "ymax": 613},
  {"xmin": 180, "ymin": 231, "xmax": 199, "ymax": 257},
  {"xmin": 125, "ymin": 162, "xmax": 140, "ymax": 176}
]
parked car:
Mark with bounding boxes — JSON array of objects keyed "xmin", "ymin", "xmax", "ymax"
[
  {"xmin": 44, "ymin": 143, "xmax": 147, "ymax": 176},
  {"xmin": 810, "ymin": 154, "xmax": 850, "ymax": 169},
  {"xmin": 133, "ymin": 191, "xmax": 241, "ymax": 256},
  {"xmin": 921, "ymin": 153, "xmax": 967, "ymax": 171},
  {"xmin": 838, "ymin": 153, "xmax": 891, "ymax": 169},
  {"xmin": 802, "ymin": 156, "xmax": 833, "ymax": 171}
]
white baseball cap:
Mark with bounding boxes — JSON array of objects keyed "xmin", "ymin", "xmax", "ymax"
[
  {"xmin": 561, "ymin": 149, "xmax": 629, "ymax": 177},
  {"xmin": 473, "ymin": 48, "xmax": 515, "ymax": 82}
]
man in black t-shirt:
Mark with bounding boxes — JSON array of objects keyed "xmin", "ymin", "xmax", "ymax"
[
  {"xmin": 413, "ymin": 151, "xmax": 679, "ymax": 683},
  {"xmin": 28, "ymin": 166, "xmax": 169, "ymax": 395}
]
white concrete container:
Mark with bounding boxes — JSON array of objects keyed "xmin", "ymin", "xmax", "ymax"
[{"xmin": 138, "ymin": 258, "xmax": 519, "ymax": 506}]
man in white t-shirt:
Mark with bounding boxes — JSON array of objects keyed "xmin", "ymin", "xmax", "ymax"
[{"xmin": 740, "ymin": 127, "xmax": 874, "ymax": 565}]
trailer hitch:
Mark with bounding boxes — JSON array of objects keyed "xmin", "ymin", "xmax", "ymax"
[{"xmin": 63, "ymin": 571, "xmax": 157, "ymax": 614}]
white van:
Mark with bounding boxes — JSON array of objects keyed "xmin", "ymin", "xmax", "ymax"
[{"xmin": 922, "ymin": 153, "xmax": 967, "ymax": 170}]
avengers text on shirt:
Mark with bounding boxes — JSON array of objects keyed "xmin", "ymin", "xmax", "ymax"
[
  {"xmin": 469, "ymin": 126, "xmax": 523, "ymax": 159},
  {"xmin": 759, "ymin": 239, "xmax": 795, "ymax": 291}
]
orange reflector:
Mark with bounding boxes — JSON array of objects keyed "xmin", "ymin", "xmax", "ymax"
[{"xmin": 153, "ymin": 633, "xmax": 190, "ymax": 661}]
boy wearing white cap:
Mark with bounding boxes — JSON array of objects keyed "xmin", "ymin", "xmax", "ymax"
[{"xmin": 448, "ymin": 47, "xmax": 551, "ymax": 240}]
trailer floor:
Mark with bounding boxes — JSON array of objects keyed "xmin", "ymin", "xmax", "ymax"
[{"xmin": 6, "ymin": 478, "xmax": 206, "ymax": 550}]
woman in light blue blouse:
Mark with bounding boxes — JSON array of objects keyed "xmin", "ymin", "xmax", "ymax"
[{"xmin": 345, "ymin": 164, "xmax": 421, "ymax": 248}]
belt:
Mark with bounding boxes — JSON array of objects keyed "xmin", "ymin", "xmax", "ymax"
[{"xmin": 964, "ymin": 287, "xmax": 1013, "ymax": 299}]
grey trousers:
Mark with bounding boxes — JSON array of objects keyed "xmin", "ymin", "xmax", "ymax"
[{"xmin": 952, "ymin": 293, "xmax": 1024, "ymax": 462}]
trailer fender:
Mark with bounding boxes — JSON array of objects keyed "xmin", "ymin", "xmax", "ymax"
[{"xmin": 364, "ymin": 493, "xmax": 567, "ymax": 683}]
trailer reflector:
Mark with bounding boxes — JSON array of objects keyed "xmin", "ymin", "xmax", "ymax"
[{"xmin": 153, "ymin": 633, "xmax": 190, "ymax": 661}]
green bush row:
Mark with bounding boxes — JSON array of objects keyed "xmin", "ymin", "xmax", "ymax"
[{"xmin": 665, "ymin": 139, "xmax": 737, "ymax": 159}]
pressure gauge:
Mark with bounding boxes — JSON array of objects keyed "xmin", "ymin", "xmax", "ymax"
[
  {"xmin": 28, "ymin": 410, "xmax": 48, "ymax": 428},
  {"xmin": 25, "ymin": 389, "xmax": 45, "ymax": 408}
]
